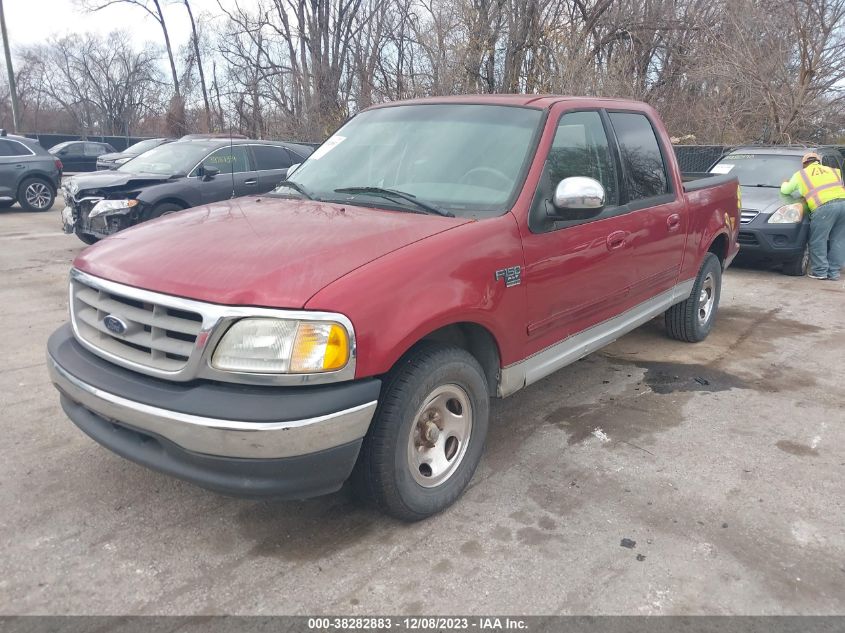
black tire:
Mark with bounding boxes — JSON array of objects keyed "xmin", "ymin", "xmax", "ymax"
[
  {"xmin": 353, "ymin": 343, "xmax": 490, "ymax": 521},
  {"xmin": 665, "ymin": 253, "xmax": 722, "ymax": 343},
  {"xmin": 147, "ymin": 202, "xmax": 184, "ymax": 220},
  {"xmin": 0, "ymin": 200, "xmax": 14, "ymax": 209},
  {"xmin": 74, "ymin": 228, "xmax": 99, "ymax": 245},
  {"xmin": 17, "ymin": 177, "xmax": 55, "ymax": 212},
  {"xmin": 782, "ymin": 243, "xmax": 809, "ymax": 276}
]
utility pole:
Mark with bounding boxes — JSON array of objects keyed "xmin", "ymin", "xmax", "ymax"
[{"xmin": 0, "ymin": 0, "xmax": 19, "ymax": 132}]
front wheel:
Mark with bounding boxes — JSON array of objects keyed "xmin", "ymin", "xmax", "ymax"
[
  {"xmin": 782, "ymin": 243, "xmax": 809, "ymax": 276},
  {"xmin": 353, "ymin": 343, "xmax": 490, "ymax": 521},
  {"xmin": 664, "ymin": 253, "xmax": 722, "ymax": 343}
]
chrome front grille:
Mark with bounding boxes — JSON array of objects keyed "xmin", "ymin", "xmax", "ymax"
[
  {"xmin": 740, "ymin": 209, "xmax": 759, "ymax": 224},
  {"xmin": 71, "ymin": 275, "xmax": 203, "ymax": 372}
]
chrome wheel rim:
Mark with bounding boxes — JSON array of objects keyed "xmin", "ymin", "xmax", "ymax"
[
  {"xmin": 698, "ymin": 273, "xmax": 715, "ymax": 325},
  {"xmin": 407, "ymin": 384, "xmax": 473, "ymax": 488},
  {"xmin": 25, "ymin": 182, "xmax": 51, "ymax": 209}
]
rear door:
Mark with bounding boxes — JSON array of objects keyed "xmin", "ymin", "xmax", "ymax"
[
  {"xmin": 0, "ymin": 139, "xmax": 37, "ymax": 199},
  {"xmin": 520, "ymin": 108, "xmax": 641, "ymax": 348},
  {"xmin": 605, "ymin": 111, "xmax": 687, "ymax": 301},
  {"xmin": 83, "ymin": 143, "xmax": 109, "ymax": 171},
  {"xmin": 250, "ymin": 144, "xmax": 294, "ymax": 192},
  {"xmin": 194, "ymin": 145, "xmax": 258, "ymax": 204},
  {"xmin": 59, "ymin": 143, "xmax": 86, "ymax": 172}
]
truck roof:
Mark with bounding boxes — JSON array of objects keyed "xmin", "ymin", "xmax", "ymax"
[{"xmin": 365, "ymin": 94, "xmax": 654, "ymax": 111}]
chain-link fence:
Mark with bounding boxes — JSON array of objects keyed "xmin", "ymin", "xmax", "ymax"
[{"xmin": 673, "ymin": 145, "xmax": 732, "ymax": 173}]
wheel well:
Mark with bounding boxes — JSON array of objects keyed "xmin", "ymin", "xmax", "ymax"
[
  {"xmin": 419, "ymin": 323, "xmax": 501, "ymax": 394},
  {"xmin": 708, "ymin": 233, "xmax": 728, "ymax": 268},
  {"xmin": 19, "ymin": 173, "xmax": 56, "ymax": 193},
  {"xmin": 152, "ymin": 198, "xmax": 188, "ymax": 211}
]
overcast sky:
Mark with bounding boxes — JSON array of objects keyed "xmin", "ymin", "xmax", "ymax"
[{"xmin": 3, "ymin": 0, "xmax": 253, "ymax": 51}]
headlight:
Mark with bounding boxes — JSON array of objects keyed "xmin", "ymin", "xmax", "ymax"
[
  {"xmin": 211, "ymin": 318, "xmax": 351, "ymax": 374},
  {"xmin": 768, "ymin": 203, "xmax": 803, "ymax": 223},
  {"xmin": 89, "ymin": 199, "xmax": 139, "ymax": 218}
]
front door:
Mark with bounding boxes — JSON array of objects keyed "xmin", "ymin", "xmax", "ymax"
[
  {"xmin": 196, "ymin": 146, "xmax": 259, "ymax": 204},
  {"xmin": 520, "ymin": 109, "xmax": 640, "ymax": 357}
]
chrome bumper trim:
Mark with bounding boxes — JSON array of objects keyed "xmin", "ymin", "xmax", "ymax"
[{"xmin": 48, "ymin": 354, "xmax": 377, "ymax": 459}]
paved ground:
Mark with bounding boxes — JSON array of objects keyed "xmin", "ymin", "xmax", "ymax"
[{"xmin": 1, "ymin": 202, "xmax": 843, "ymax": 616}]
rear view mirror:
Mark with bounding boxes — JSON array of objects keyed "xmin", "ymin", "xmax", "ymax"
[
  {"xmin": 286, "ymin": 163, "xmax": 301, "ymax": 178},
  {"xmin": 201, "ymin": 165, "xmax": 220, "ymax": 180},
  {"xmin": 548, "ymin": 177, "xmax": 605, "ymax": 221}
]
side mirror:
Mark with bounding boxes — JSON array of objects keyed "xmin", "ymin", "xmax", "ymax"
[
  {"xmin": 200, "ymin": 165, "xmax": 220, "ymax": 181},
  {"xmin": 548, "ymin": 176, "xmax": 605, "ymax": 220},
  {"xmin": 286, "ymin": 163, "xmax": 301, "ymax": 178}
]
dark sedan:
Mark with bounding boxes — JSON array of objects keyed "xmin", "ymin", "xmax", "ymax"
[
  {"xmin": 96, "ymin": 138, "xmax": 174, "ymax": 170},
  {"xmin": 61, "ymin": 138, "xmax": 314, "ymax": 243},
  {"xmin": 49, "ymin": 141, "xmax": 116, "ymax": 172}
]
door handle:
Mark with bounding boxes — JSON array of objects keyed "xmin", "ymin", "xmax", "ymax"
[
  {"xmin": 667, "ymin": 213, "xmax": 681, "ymax": 231},
  {"xmin": 606, "ymin": 230, "xmax": 628, "ymax": 251},
  {"xmin": 15, "ymin": 164, "xmax": 25, "ymax": 169},
  {"xmin": 244, "ymin": 179, "xmax": 257, "ymax": 185}
]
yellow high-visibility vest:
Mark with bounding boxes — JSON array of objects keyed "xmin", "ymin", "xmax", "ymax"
[{"xmin": 798, "ymin": 164, "xmax": 845, "ymax": 211}]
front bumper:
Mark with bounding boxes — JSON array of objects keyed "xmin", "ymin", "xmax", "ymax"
[
  {"xmin": 736, "ymin": 216, "xmax": 809, "ymax": 261},
  {"xmin": 48, "ymin": 325, "xmax": 380, "ymax": 498}
]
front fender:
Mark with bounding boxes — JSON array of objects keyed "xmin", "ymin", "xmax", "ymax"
[{"xmin": 305, "ymin": 214, "xmax": 528, "ymax": 379}]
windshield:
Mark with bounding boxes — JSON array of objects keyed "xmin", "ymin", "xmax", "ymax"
[
  {"xmin": 711, "ymin": 153, "xmax": 802, "ymax": 187},
  {"xmin": 279, "ymin": 104, "xmax": 543, "ymax": 218},
  {"xmin": 117, "ymin": 142, "xmax": 211, "ymax": 175},
  {"xmin": 48, "ymin": 142, "xmax": 72, "ymax": 153},
  {"xmin": 125, "ymin": 139, "xmax": 163, "ymax": 155}
]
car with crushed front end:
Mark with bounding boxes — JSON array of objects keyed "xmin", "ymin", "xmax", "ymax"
[
  {"xmin": 47, "ymin": 95, "xmax": 740, "ymax": 520},
  {"xmin": 709, "ymin": 145, "xmax": 845, "ymax": 275},
  {"xmin": 61, "ymin": 138, "xmax": 315, "ymax": 244}
]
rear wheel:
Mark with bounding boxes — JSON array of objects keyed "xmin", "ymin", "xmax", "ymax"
[
  {"xmin": 665, "ymin": 253, "xmax": 722, "ymax": 343},
  {"xmin": 18, "ymin": 178, "xmax": 55, "ymax": 212},
  {"xmin": 353, "ymin": 343, "xmax": 489, "ymax": 521},
  {"xmin": 782, "ymin": 243, "xmax": 809, "ymax": 276}
]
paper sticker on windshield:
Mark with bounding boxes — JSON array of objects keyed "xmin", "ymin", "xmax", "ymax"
[
  {"xmin": 310, "ymin": 135, "xmax": 346, "ymax": 160},
  {"xmin": 711, "ymin": 163, "xmax": 735, "ymax": 174}
]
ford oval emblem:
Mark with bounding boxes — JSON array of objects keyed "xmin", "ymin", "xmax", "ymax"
[{"xmin": 103, "ymin": 314, "xmax": 128, "ymax": 335}]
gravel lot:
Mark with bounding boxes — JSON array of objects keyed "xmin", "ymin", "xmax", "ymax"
[{"xmin": 1, "ymin": 201, "xmax": 843, "ymax": 615}]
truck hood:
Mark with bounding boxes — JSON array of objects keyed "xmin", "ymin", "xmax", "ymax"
[
  {"xmin": 74, "ymin": 196, "xmax": 471, "ymax": 308},
  {"xmin": 66, "ymin": 170, "xmax": 172, "ymax": 194},
  {"xmin": 739, "ymin": 185, "xmax": 801, "ymax": 214}
]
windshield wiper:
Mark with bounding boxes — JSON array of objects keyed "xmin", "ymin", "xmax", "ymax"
[
  {"xmin": 334, "ymin": 186, "xmax": 454, "ymax": 217},
  {"xmin": 272, "ymin": 180, "xmax": 315, "ymax": 200}
]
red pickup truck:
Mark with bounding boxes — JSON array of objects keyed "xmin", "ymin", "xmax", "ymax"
[{"xmin": 47, "ymin": 96, "xmax": 739, "ymax": 520}]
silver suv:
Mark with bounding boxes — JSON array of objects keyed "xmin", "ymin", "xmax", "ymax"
[{"xmin": 0, "ymin": 131, "xmax": 62, "ymax": 211}]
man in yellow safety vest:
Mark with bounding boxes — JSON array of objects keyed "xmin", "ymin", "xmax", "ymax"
[{"xmin": 780, "ymin": 152, "xmax": 845, "ymax": 280}]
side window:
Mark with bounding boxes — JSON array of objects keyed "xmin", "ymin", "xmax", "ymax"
[
  {"xmin": 252, "ymin": 145, "xmax": 292, "ymax": 171},
  {"xmin": 84, "ymin": 143, "xmax": 107, "ymax": 156},
  {"xmin": 547, "ymin": 110, "xmax": 619, "ymax": 207},
  {"xmin": 608, "ymin": 112, "xmax": 669, "ymax": 201},
  {"xmin": 821, "ymin": 153, "xmax": 841, "ymax": 170},
  {"xmin": 0, "ymin": 140, "xmax": 17, "ymax": 157},
  {"xmin": 201, "ymin": 146, "xmax": 252, "ymax": 174},
  {"xmin": 67, "ymin": 143, "xmax": 84, "ymax": 155}
]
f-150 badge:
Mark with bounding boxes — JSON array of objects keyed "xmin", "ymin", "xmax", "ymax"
[{"xmin": 495, "ymin": 266, "xmax": 522, "ymax": 287}]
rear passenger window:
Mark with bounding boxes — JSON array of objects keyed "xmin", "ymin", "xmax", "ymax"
[
  {"xmin": 822, "ymin": 154, "xmax": 841, "ymax": 170},
  {"xmin": 252, "ymin": 145, "xmax": 292, "ymax": 170},
  {"xmin": 84, "ymin": 143, "xmax": 107, "ymax": 156},
  {"xmin": 0, "ymin": 139, "xmax": 32, "ymax": 156},
  {"xmin": 547, "ymin": 111, "xmax": 619, "ymax": 207},
  {"xmin": 608, "ymin": 112, "xmax": 669, "ymax": 201}
]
